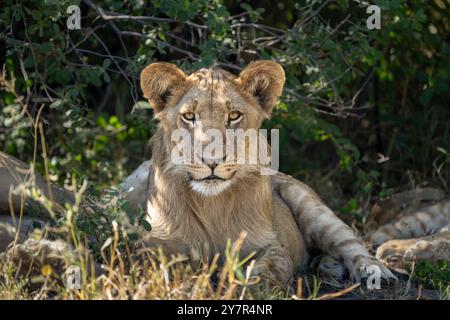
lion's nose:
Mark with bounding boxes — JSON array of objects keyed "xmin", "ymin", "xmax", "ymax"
[
  {"xmin": 207, "ymin": 163, "xmax": 217, "ymax": 170},
  {"xmin": 201, "ymin": 155, "xmax": 227, "ymax": 170},
  {"xmin": 202, "ymin": 157, "xmax": 218, "ymax": 170}
]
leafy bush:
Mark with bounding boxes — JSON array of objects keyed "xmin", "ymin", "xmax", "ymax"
[{"xmin": 415, "ymin": 260, "xmax": 450, "ymax": 298}]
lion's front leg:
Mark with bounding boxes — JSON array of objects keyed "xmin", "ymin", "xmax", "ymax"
[
  {"xmin": 272, "ymin": 173, "xmax": 397, "ymax": 284},
  {"xmin": 251, "ymin": 244, "xmax": 294, "ymax": 287}
]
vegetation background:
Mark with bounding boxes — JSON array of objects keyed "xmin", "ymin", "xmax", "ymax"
[{"xmin": 0, "ymin": 0, "xmax": 449, "ymax": 299}]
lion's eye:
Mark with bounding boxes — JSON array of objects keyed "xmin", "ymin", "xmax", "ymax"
[
  {"xmin": 182, "ymin": 112, "xmax": 195, "ymax": 122},
  {"xmin": 228, "ymin": 111, "xmax": 242, "ymax": 122}
]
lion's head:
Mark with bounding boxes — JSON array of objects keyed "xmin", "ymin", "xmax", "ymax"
[{"xmin": 140, "ymin": 61, "xmax": 285, "ymax": 196}]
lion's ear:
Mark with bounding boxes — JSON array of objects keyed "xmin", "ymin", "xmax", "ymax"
[
  {"xmin": 236, "ymin": 60, "xmax": 285, "ymax": 114},
  {"xmin": 140, "ymin": 62, "xmax": 187, "ymax": 112}
]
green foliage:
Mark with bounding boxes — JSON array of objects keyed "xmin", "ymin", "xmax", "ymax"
[
  {"xmin": 75, "ymin": 186, "xmax": 149, "ymax": 256},
  {"xmin": 414, "ymin": 260, "xmax": 450, "ymax": 297},
  {"xmin": 0, "ymin": 0, "xmax": 449, "ymax": 202}
]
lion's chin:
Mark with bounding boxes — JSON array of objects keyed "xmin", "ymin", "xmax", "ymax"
[{"xmin": 189, "ymin": 179, "xmax": 233, "ymax": 197}]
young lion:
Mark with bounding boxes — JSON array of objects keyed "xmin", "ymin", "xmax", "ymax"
[
  {"xmin": 120, "ymin": 61, "xmax": 396, "ymax": 285},
  {"xmin": 0, "ymin": 61, "xmax": 396, "ymax": 286}
]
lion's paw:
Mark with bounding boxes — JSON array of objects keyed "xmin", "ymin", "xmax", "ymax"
[
  {"xmin": 349, "ymin": 256, "xmax": 398, "ymax": 286},
  {"xmin": 403, "ymin": 240, "xmax": 436, "ymax": 263},
  {"xmin": 375, "ymin": 238, "xmax": 417, "ymax": 268},
  {"xmin": 376, "ymin": 235, "xmax": 450, "ymax": 267}
]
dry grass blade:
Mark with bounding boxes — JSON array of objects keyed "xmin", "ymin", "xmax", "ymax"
[{"xmin": 315, "ymin": 283, "xmax": 360, "ymax": 300}]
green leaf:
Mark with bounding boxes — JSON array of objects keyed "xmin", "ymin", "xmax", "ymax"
[
  {"xmin": 49, "ymin": 99, "xmax": 63, "ymax": 109},
  {"xmin": 141, "ymin": 219, "xmax": 152, "ymax": 231}
]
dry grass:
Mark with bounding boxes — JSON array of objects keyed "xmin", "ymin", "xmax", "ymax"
[
  {"xmin": 0, "ymin": 225, "xmax": 354, "ymax": 300},
  {"xmin": 1, "ymin": 223, "xmax": 445, "ymax": 300}
]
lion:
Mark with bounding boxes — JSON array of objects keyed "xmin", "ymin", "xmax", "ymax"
[
  {"xmin": 371, "ymin": 199, "xmax": 450, "ymax": 268},
  {"xmin": 0, "ymin": 61, "xmax": 404, "ymax": 286}
]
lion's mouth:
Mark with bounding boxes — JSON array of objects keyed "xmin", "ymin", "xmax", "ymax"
[
  {"xmin": 200, "ymin": 175, "xmax": 225, "ymax": 181},
  {"xmin": 187, "ymin": 172, "xmax": 234, "ymax": 182},
  {"xmin": 189, "ymin": 178, "xmax": 234, "ymax": 196}
]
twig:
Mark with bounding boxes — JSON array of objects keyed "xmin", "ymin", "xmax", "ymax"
[
  {"xmin": 316, "ymin": 283, "xmax": 360, "ymax": 300},
  {"xmin": 82, "ymin": 0, "xmax": 207, "ymax": 29},
  {"xmin": 120, "ymin": 31, "xmax": 199, "ymax": 61}
]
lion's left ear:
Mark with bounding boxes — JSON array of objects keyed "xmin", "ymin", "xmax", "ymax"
[{"xmin": 236, "ymin": 60, "xmax": 285, "ymax": 114}]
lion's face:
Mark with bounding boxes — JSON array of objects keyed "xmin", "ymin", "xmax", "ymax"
[{"xmin": 140, "ymin": 61, "xmax": 285, "ymax": 196}]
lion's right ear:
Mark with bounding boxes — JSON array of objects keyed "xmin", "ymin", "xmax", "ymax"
[{"xmin": 140, "ymin": 62, "xmax": 187, "ymax": 112}]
